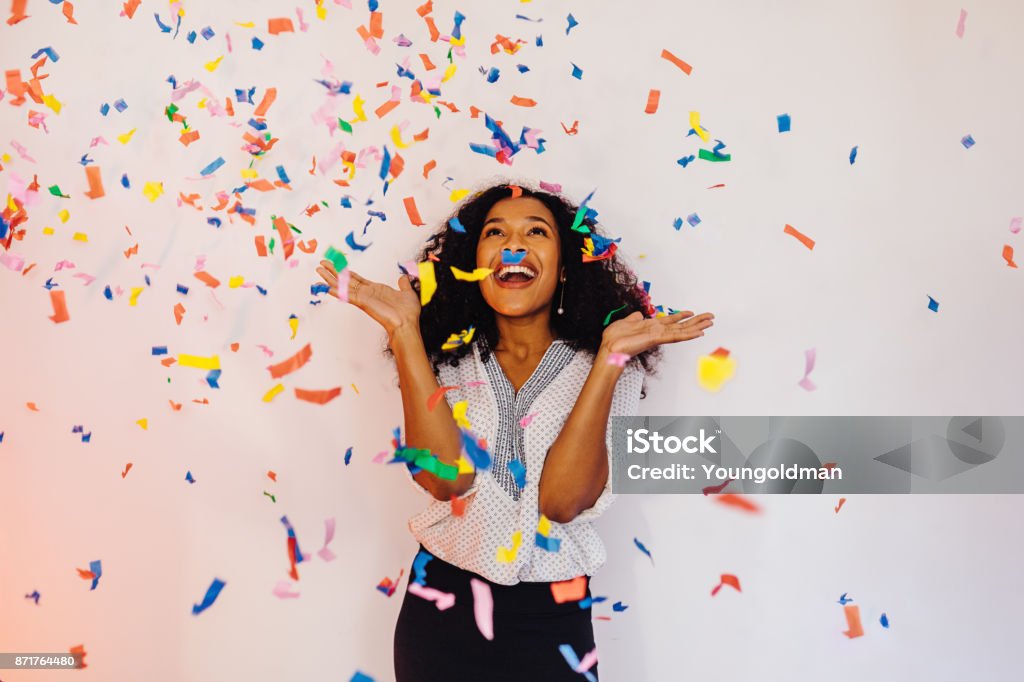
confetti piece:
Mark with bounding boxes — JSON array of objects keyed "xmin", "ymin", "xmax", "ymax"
[
  {"xmin": 1002, "ymin": 244, "xmax": 1017, "ymax": 268},
  {"xmin": 417, "ymin": 260, "xmax": 437, "ymax": 305},
  {"xmin": 697, "ymin": 348, "xmax": 736, "ymax": 392},
  {"xmin": 470, "ymin": 578, "xmax": 495, "ymax": 640},
  {"xmin": 613, "ymin": 601, "xmax": 629, "ymax": 612},
  {"xmin": 451, "ymin": 400, "xmax": 471, "ymax": 429},
  {"xmin": 956, "ymin": 9, "xmax": 967, "ymax": 38},
  {"xmin": 702, "ymin": 478, "xmax": 733, "ymax": 495},
  {"xmin": 519, "ymin": 412, "xmax": 537, "ymax": 428},
  {"xmin": 496, "ymin": 530, "xmax": 523, "ymax": 563},
  {"xmin": 842, "ymin": 604, "xmax": 864, "ymax": 638},
  {"xmin": 711, "ymin": 574, "xmax": 741, "ymax": 596},
  {"xmin": 927, "ymin": 295, "xmax": 939, "ymax": 312},
  {"xmin": 268, "ymin": 17, "xmax": 295, "ymax": 35},
  {"xmin": 837, "ymin": 592, "xmax": 854, "ymax": 605},
  {"xmin": 69, "ymin": 645, "xmax": 86, "ymax": 669},
  {"xmin": 408, "ymin": 582, "xmax": 456, "ymax": 610},
  {"xmin": 1009, "ymin": 217, "xmax": 1022, "ymax": 234},
  {"xmin": 660, "ymin": 48, "xmax": 692, "ymax": 74},
  {"xmin": 799, "ymin": 347, "xmax": 817, "ymax": 391},
  {"xmin": 835, "ymin": 497, "xmax": 847, "ymax": 513},
  {"xmin": 295, "ymin": 387, "xmax": 342, "ymax": 404},
  {"xmin": 777, "ymin": 113, "xmax": 791, "ymax": 133},
  {"xmin": 783, "ymin": 223, "xmax": 815, "ymax": 250},
  {"xmin": 143, "ymin": 181, "xmax": 164, "ymax": 202},
  {"xmin": 565, "ymin": 13, "xmax": 579, "ymax": 35},
  {"xmin": 136, "ymin": 418, "xmax": 148, "ymax": 430},
  {"xmin": 880, "ymin": 613, "xmax": 890, "ymax": 628},
  {"xmin": 450, "ymin": 266, "xmax": 493, "ymax": 281},
  {"xmin": 344, "ymin": 447, "xmax": 353, "ymax": 465},
  {"xmin": 689, "ymin": 111, "xmax": 709, "ymax": 142},
  {"xmin": 200, "ymin": 157, "xmax": 225, "ymax": 176},
  {"xmin": 404, "ymin": 196, "xmax": 426, "ymax": 226},
  {"xmin": 849, "ymin": 145, "xmax": 859, "ymax": 165},
  {"xmin": 570, "ymin": 63, "xmax": 583, "ymax": 79},
  {"xmin": 48, "ymin": 289, "xmax": 69, "ymax": 323},
  {"xmin": 961, "ymin": 134, "xmax": 975, "ymax": 149},
  {"xmin": 192, "ymin": 578, "xmax": 226, "ymax": 615},
  {"xmin": 559, "ymin": 645, "xmax": 597, "ymax": 682},
  {"xmin": 633, "ymin": 537, "xmax": 654, "ymax": 565},
  {"xmin": 25, "ymin": 590, "xmax": 41, "ymax": 605},
  {"xmin": 427, "ymin": 385, "xmax": 459, "ymax": 411},
  {"xmin": 185, "ymin": 471, "xmax": 196, "ymax": 484},
  {"xmin": 376, "ymin": 568, "xmax": 405, "ymax": 596},
  {"xmin": 83, "ymin": 166, "xmax": 105, "ymax": 199},
  {"xmin": 715, "ymin": 493, "xmax": 762, "ymax": 513},
  {"xmin": 77, "ymin": 560, "xmax": 102, "ymax": 590},
  {"xmin": 177, "ymin": 354, "xmax": 220, "ymax": 370},
  {"xmin": 349, "ymin": 672, "xmax": 375, "ymax": 682},
  {"xmin": 273, "ymin": 580, "xmax": 300, "ymax": 599},
  {"xmin": 510, "ymin": 95, "xmax": 537, "ymax": 107},
  {"xmin": 551, "ymin": 576, "xmax": 587, "ymax": 603},
  {"xmin": 317, "ymin": 518, "xmax": 337, "ymax": 561},
  {"xmin": 644, "ymin": 89, "xmax": 660, "ymax": 114},
  {"xmin": 268, "ymin": 343, "xmax": 312, "ymax": 379},
  {"xmin": 606, "ymin": 352, "xmax": 630, "ymax": 367},
  {"xmin": 122, "ymin": 463, "xmax": 132, "ymax": 478},
  {"xmin": 448, "ymin": 216, "xmax": 465, "ymax": 232}
]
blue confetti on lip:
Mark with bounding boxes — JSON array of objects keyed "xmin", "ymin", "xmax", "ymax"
[
  {"xmin": 849, "ymin": 145, "xmax": 859, "ymax": 165},
  {"xmin": 501, "ymin": 248, "xmax": 527, "ymax": 264},
  {"xmin": 961, "ymin": 134, "xmax": 975, "ymax": 149},
  {"xmin": 777, "ymin": 113, "xmax": 791, "ymax": 133}
]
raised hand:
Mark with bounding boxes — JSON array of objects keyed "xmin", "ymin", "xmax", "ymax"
[
  {"xmin": 601, "ymin": 309, "xmax": 714, "ymax": 358},
  {"xmin": 316, "ymin": 260, "xmax": 421, "ymax": 337}
]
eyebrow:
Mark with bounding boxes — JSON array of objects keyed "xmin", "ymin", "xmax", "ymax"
[{"xmin": 482, "ymin": 216, "xmax": 553, "ymax": 229}]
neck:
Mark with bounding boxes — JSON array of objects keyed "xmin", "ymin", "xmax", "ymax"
[{"xmin": 493, "ymin": 311, "xmax": 556, "ymax": 360}]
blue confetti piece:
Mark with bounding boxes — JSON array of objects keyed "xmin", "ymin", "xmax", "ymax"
[
  {"xmin": 633, "ymin": 537, "xmax": 654, "ymax": 564},
  {"xmin": 849, "ymin": 145, "xmax": 858, "ymax": 165},
  {"xmin": 880, "ymin": 613, "xmax": 890, "ymax": 628},
  {"xmin": 25, "ymin": 589, "xmax": 39, "ymax": 604},
  {"xmin": 176, "ymin": 283, "xmax": 189, "ymax": 295},
  {"xmin": 275, "ymin": 165, "xmax": 291, "ymax": 185},
  {"xmin": 461, "ymin": 430, "xmax": 492, "ymax": 470},
  {"xmin": 508, "ymin": 459, "xmax": 526, "ymax": 489},
  {"xmin": 469, "ymin": 142, "xmax": 498, "ymax": 159},
  {"xmin": 346, "ymin": 231, "xmax": 372, "ymax": 251},
  {"xmin": 927, "ymin": 295, "xmax": 939, "ymax": 312},
  {"xmin": 686, "ymin": 213, "xmax": 701, "ymax": 227},
  {"xmin": 516, "ymin": 64, "xmax": 530, "ymax": 74},
  {"xmin": 349, "ymin": 673, "xmax": 375, "ymax": 682},
  {"xmin": 103, "ymin": 285, "xmax": 113, "ymax": 300},
  {"xmin": 0, "ymin": 432, "xmax": 4, "ymax": 444},
  {"xmin": 186, "ymin": 471, "xmax": 196, "ymax": 483},
  {"xmin": 673, "ymin": 217, "xmax": 683, "ymax": 231},
  {"xmin": 535, "ymin": 532, "xmax": 561, "ymax": 552},
  {"xmin": 206, "ymin": 369, "xmax": 221, "ymax": 389},
  {"xmin": 677, "ymin": 155, "xmax": 696, "ymax": 168},
  {"xmin": 344, "ymin": 446, "xmax": 353, "ymax": 465},
  {"xmin": 88, "ymin": 560, "xmax": 102, "ymax": 590},
  {"xmin": 152, "ymin": 346, "xmax": 168, "ymax": 356},
  {"xmin": 379, "ymin": 145, "xmax": 392, "ymax": 181},
  {"xmin": 112, "ymin": 98, "xmax": 127, "ymax": 112},
  {"xmin": 200, "ymin": 26, "xmax": 215, "ymax": 40},
  {"xmin": 565, "ymin": 13, "xmax": 579, "ymax": 35},
  {"xmin": 192, "ymin": 577, "xmax": 226, "ymax": 615},
  {"xmin": 501, "ymin": 248, "xmax": 527, "ymax": 264},
  {"xmin": 961, "ymin": 134, "xmax": 975, "ymax": 149},
  {"xmin": 256, "ymin": 285, "xmax": 267, "ymax": 296},
  {"xmin": 449, "ymin": 216, "xmax": 466, "ymax": 233},
  {"xmin": 571, "ymin": 62, "xmax": 583, "ymax": 79},
  {"xmin": 30, "ymin": 46, "xmax": 60, "ymax": 62},
  {"xmin": 235, "ymin": 87, "xmax": 255, "ymax": 104},
  {"xmin": 536, "ymin": 34, "xmax": 543, "ymax": 47},
  {"xmin": 412, "ymin": 549, "xmax": 433, "ymax": 585},
  {"xmin": 187, "ymin": 30, "xmax": 197, "ymax": 43},
  {"xmin": 100, "ymin": 102, "xmax": 110, "ymax": 116},
  {"xmin": 154, "ymin": 12, "xmax": 172, "ymax": 33},
  {"xmin": 79, "ymin": 154, "xmax": 93, "ymax": 166},
  {"xmin": 120, "ymin": 173, "xmax": 130, "ymax": 188},
  {"xmin": 312, "ymin": 282, "xmax": 330, "ymax": 295},
  {"xmin": 558, "ymin": 645, "xmax": 596, "ymax": 682},
  {"xmin": 248, "ymin": 118, "xmax": 268, "ymax": 131},
  {"xmin": 837, "ymin": 592, "xmax": 853, "ymax": 605},
  {"xmin": 252, "ymin": 36, "xmax": 264, "ymax": 50},
  {"xmin": 43, "ymin": 277, "xmax": 58, "ymax": 290},
  {"xmin": 81, "ymin": 432, "xmax": 92, "ymax": 443},
  {"xmin": 368, "ymin": 0, "xmax": 379, "ymax": 12},
  {"xmin": 207, "ymin": 217, "xmax": 222, "ymax": 228},
  {"xmin": 612, "ymin": 601, "xmax": 629, "ymax": 612},
  {"xmin": 484, "ymin": 66, "xmax": 500, "ymax": 83},
  {"xmin": 199, "ymin": 157, "xmax": 225, "ymax": 176},
  {"xmin": 578, "ymin": 596, "xmax": 592, "ymax": 608},
  {"xmin": 452, "ymin": 10, "xmax": 465, "ymax": 40},
  {"xmin": 777, "ymin": 113, "xmax": 791, "ymax": 133},
  {"xmin": 144, "ymin": 274, "xmax": 151, "ymax": 287}
]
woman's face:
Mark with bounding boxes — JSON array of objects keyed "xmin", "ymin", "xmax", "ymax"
[{"xmin": 475, "ymin": 196, "xmax": 563, "ymax": 320}]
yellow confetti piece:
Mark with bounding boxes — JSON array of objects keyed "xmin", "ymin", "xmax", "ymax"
[
  {"xmin": 136, "ymin": 418, "xmax": 148, "ymax": 430},
  {"xmin": 697, "ymin": 352, "xmax": 736, "ymax": 392},
  {"xmin": 452, "ymin": 400, "xmax": 471, "ymax": 429},
  {"xmin": 263, "ymin": 383, "xmax": 285, "ymax": 402},
  {"xmin": 129, "ymin": 286, "xmax": 144, "ymax": 306},
  {"xmin": 117, "ymin": 128, "xmax": 137, "ymax": 144},
  {"xmin": 228, "ymin": 276, "xmax": 245, "ymax": 288},
  {"xmin": 456, "ymin": 455, "xmax": 475, "ymax": 474},
  {"xmin": 43, "ymin": 93, "xmax": 62, "ymax": 114},
  {"xmin": 449, "ymin": 189, "xmax": 469, "ymax": 202},
  {"xmin": 441, "ymin": 326, "xmax": 475, "ymax": 351},
  {"xmin": 72, "ymin": 232, "xmax": 88, "ymax": 242},
  {"xmin": 418, "ymin": 261, "xmax": 437, "ymax": 305},
  {"xmin": 58, "ymin": 209, "xmax": 70, "ymax": 223},
  {"xmin": 689, "ymin": 111, "xmax": 710, "ymax": 142},
  {"xmin": 451, "ymin": 35, "xmax": 466, "ymax": 47},
  {"xmin": 442, "ymin": 64, "xmax": 457, "ymax": 83},
  {"xmin": 537, "ymin": 514, "xmax": 551, "ymax": 537},
  {"xmin": 350, "ymin": 383, "xmax": 359, "ymax": 394},
  {"xmin": 7, "ymin": 194, "xmax": 16, "ymax": 211},
  {"xmin": 496, "ymin": 530, "xmax": 523, "ymax": 563},
  {"xmin": 1, "ymin": 153, "xmax": 10, "ymax": 163},
  {"xmin": 205, "ymin": 56, "xmax": 225, "ymax": 72},
  {"xmin": 288, "ymin": 316, "xmax": 299, "ymax": 339},
  {"xmin": 240, "ymin": 168, "xmax": 258, "ymax": 179},
  {"xmin": 234, "ymin": 21, "xmax": 256, "ymax": 28},
  {"xmin": 451, "ymin": 266, "xmax": 494, "ymax": 282},
  {"xmin": 143, "ymin": 181, "xmax": 164, "ymax": 202},
  {"xmin": 197, "ymin": 98, "xmax": 207, "ymax": 109},
  {"xmin": 316, "ymin": 3, "xmax": 327, "ymax": 20},
  {"xmin": 177, "ymin": 354, "xmax": 221, "ymax": 370},
  {"xmin": 390, "ymin": 126, "xmax": 410, "ymax": 149},
  {"xmin": 43, "ymin": 227, "xmax": 54, "ymax": 235},
  {"xmin": 353, "ymin": 94, "xmax": 367, "ymax": 122}
]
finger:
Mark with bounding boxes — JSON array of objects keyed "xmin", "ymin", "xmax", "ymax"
[
  {"xmin": 319, "ymin": 259, "xmax": 338, "ymax": 275},
  {"xmin": 659, "ymin": 310, "xmax": 694, "ymax": 323},
  {"xmin": 316, "ymin": 266, "xmax": 337, "ymax": 284}
]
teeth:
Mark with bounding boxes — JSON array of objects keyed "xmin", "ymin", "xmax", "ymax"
[{"xmin": 498, "ymin": 265, "xmax": 537, "ymax": 281}]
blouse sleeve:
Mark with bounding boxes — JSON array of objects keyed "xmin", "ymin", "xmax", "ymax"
[{"xmin": 567, "ymin": 361, "xmax": 645, "ymax": 524}]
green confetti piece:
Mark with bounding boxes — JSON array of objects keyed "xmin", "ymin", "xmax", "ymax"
[
  {"xmin": 268, "ymin": 237, "xmax": 275, "ymax": 254},
  {"xmin": 263, "ymin": 491, "xmax": 276, "ymax": 503},
  {"xmin": 433, "ymin": 105, "xmax": 441, "ymax": 119},
  {"xmin": 165, "ymin": 103, "xmax": 179, "ymax": 121},
  {"xmin": 570, "ymin": 205, "xmax": 591, "ymax": 233},
  {"xmin": 603, "ymin": 303, "xmax": 628, "ymax": 327},
  {"xmin": 396, "ymin": 447, "xmax": 459, "ymax": 481},
  {"xmin": 338, "ymin": 118, "xmax": 353, "ymax": 134},
  {"xmin": 324, "ymin": 245, "xmax": 348, "ymax": 273},
  {"xmin": 48, "ymin": 185, "xmax": 69, "ymax": 198},
  {"xmin": 698, "ymin": 148, "xmax": 731, "ymax": 162},
  {"xmin": 289, "ymin": 223, "xmax": 302, "ymax": 234}
]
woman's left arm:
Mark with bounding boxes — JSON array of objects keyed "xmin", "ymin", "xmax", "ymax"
[{"xmin": 538, "ymin": 309, "xmax": 714, "ymax": 523}]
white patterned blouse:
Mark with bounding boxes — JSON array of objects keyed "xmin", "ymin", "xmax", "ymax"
[{"xmin": 403, "ymin": 334, "xmax": 645, "ymax": 585}]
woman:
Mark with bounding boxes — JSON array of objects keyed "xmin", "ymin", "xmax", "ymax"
[{"xmin": 316, "ymin": 182, "xmax": 714, "ymax": 680}]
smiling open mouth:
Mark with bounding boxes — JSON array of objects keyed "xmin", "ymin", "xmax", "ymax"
[{"xmin": 496, "ymin": 264, "xmax": 537, "ymax": 283}]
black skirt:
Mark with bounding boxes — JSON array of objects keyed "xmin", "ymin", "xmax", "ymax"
[{"xmin": 393, "ymin": 545, "xmax": 599, "ymax": 682}]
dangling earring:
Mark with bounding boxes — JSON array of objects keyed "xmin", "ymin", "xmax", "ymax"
[{"xmin": 557, "ymin": 276, "xmax": 566, "ymax": 315}]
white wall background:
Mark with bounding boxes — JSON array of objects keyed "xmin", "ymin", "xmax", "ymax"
[{"xmin": 1, "ymin": 1, "xmax": 1022, "ymax": 680}]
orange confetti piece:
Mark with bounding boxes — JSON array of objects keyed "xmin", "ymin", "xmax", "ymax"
[
  {"xmin": 419, "ymin": 53, "xmax": 436, "ymax": 70},
  {"xmin": 424, "ymin": 15, "xmax": 439, "ymax": 41},
  {"xmin": 835, "ymin": 497, "xmax": 847, "ymax": 513},
  {"xmin": 62, "ymin": 0, "xmax": 77, "ymax": 24},
  {"xmin": 273, "ymin": 216, "xmax": 295, "ymax": 260},
  {"xmin": 711, "ymin": 573, "xmax": 741, "ymax": 596},
  {"xmin": 561, "ymin": 120, "xmax": 579, "ymax": 135},
  {"xmin": 122, "ymin": 0, "xmax": 141, "ymax": 19},
  {"xmin": 660, "ymin": 48, "xmax": 693, "ymax": 75},
  {"xmin": 230, "ymin": 342, "xmax": 240, "ymax": 352},
  {"xmin": 121, "ymin": 463, "xmax": 133, "ymax": 478},
  {"xmin": 160, "ymin": 358, "xmax": 176, "ymax": 367},
  {"xmin": 193, "ymin": 271, "xmax": 221, "ymax": 288},
  {"xmin": 268, "ymin": 17, "xmax": 294, "ymax": 34},
  {"xmin": 715, "ymin": 493, "xmax": 762, "ymax": 513},
  {"xmin": 423, "ymin": 160, "xmax": 436, "ymax": 178},
  {"xmin": 169, "ymin": 400, "xmax": 182, "ymax": 411},
  {"xmin": 416, "ymin": 0, "xmax": 432, "ymax": 17},
  {"xmin": 294, "ymin": 387, "xmax": 342, "ymax": 404},
  {"xmin": 645, "ymin": 89, "xmax": 660, "ymax": 114},
  {"xmin": 267, "ymin": 343, "xmax": 312, "ymax": 379},
  {"xmin": 369, "ymin": 11, "xmax": 383, "ymax": 38},
  {"xmin": 173, "ymin": 303, "xmax": 185, "ymax": 325},
  {"xmin": 507, "ymin": 185, "xmax": 523, "ymax": 198},
  {"xmin": 450, "ymin": 495, "xmax": 467, "ymax": 516},
  {"xmin": 510, "ymin": 95, "xmax": 536, "ymax": 107},
  {"xmin": 404, "ymin": 196, "xmax": 426, "ymax": 226},
  {"xmin": 842, "ymin": 604, "xmax": 865, "ymax": 638},
  {"xmin": 48, "ymin": 289, "xmax": 69, "ymax": 323},
  {"xmin": 84, "ymin": 166, "xmax": 105, "ymax": 199},
  {"xmin": 710, "ymin": 347, "xmax": 731, "ymax": 359},
  {"xmin": 179, "ymin": 129, "xmax": 200, "ymax": 146},
  {"xmin": 267, "ymin": 471, "xmax": 277, "ymax": 482},
  {"xmin": 27, "ymin": 402, "xmax": 40, "ymax": 411},
  {"xmin": 375, "ymin": 98, "xmax": 400, "ymax": 118},
  {"xmin": 76, "ymin": 568, "xmax": 96, "ymax": 580},
  {"xmin": 551, "ymin": 576, "xmax": 588, "ymax": 604},
  {"xmin": 8, "ymin": 0, "xmax": 29, "ymax": 25},
  {"xmin": 254, "ymin": 88, "xmax": 277, "ymax": 116},
  {"xmin": 69, "ymin": 644, "xmax": 87, "ymax": 669},
  {"xmin": 427, "ymin": 385, "xmax": 459, "ymax": 411},
  {"xmin": 1003, "ymin": 244, "xmax": 1017, "ymax": 268},
  {"xmin": 784, "ymin": 223, "xmax": 815, "ymax": 250}
]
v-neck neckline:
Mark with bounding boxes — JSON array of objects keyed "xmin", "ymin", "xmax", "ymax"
[{"xmin": 480, "ymin": 336, "xmax": 566, "ymax": 400}]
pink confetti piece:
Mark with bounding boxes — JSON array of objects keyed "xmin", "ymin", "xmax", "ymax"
[
  {"xmin": 575, "ymin": 647, "xmax": 599, "ymax": 673},
  {"xmin": 72, "ymin": 273, "xmax": 96, "ymax": 286},
  {"xmin": 519, "ymin": 412, "xmax": 537, "ymax": 428},
  {"xmin": 89, "ymin": 136, "xmax": 109, "ymax": 148},
  {"xmin": 256, "ymin": 345, "xmax": 275, "ymax": 357},
  {"xmin": 296, "ymin": 7, "xmax": 309, "ymax": 32},
  {"xmin": 464, "ymin": 380, "xmax": 486, "ymax": 388},
  {"xmin": 607, "ymin": 352, "xmax": 630, "ymax": 367},
  {"xmin": 0, "ymin": 252, "xmax": 26, "ymax": 271},
  {"xmin": 194, "ymin": 256, "xmax": 207, "ymax": 271},
  {"xmin": 317, "ymin": 517, "xmax": 337, "ymax": 562},
  {"xmin": 10, "ymin": 140, "xmax": 36, "ymax": 162},
  {"xmin": 1010, "ymin": 217, "xmax": 1022, "ymax": 234},
  {"xmin": 54, "ymin": 260, "xmax": 76, "ymax": 271},
  {"xmin": 408, "ymin": 582, "xmax": 455, "ymax": 610},
  {"xmin": 371, "ymin": 450, "xmax": 390, "ymax": 464},
  {"xmin": 140, "ymin": 263, "xmax": 162, "ymax": 270},
  {"xmin": 799, "ymin": 347, "xmax": 817, "ymax": 391},
  {"xmin": 225, "ymin": 32, "xmax": 233, "ymax": 53},
  {"xmin": 956, "ymin": 9, "xmax": 967, "ymax": 38},
  {"xmin": 336, "ymin": 268, "xmax": 351, "ymax": 303},
  {"xmin": 470, "ymin": 578, "xmax": 494, "ymax": 640},
  {"xmin": 273, "ymin": 580, "xmax": 301, "ymax": 599}
]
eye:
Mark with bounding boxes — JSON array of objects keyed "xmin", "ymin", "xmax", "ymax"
[
  {"xmin": 529, "ymin": 226, "xmax": 548, "ymax": 235},
  {"xmin": 484, "ymin": 227, "xmax": 503, "ymax": 237}
]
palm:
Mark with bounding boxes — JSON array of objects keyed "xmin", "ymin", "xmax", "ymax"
[
  {"xmin": 602, "ymin": 310, "xmax": 714, "ymax": 356},
  {"xmin": 316, "ymin": 260, "xmax": 420, "ymax": 334}
]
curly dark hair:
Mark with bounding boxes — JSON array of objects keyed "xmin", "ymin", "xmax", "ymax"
[{"xmin": 385, "ymin": 179, "xmax": 663, "ymax": 396}]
